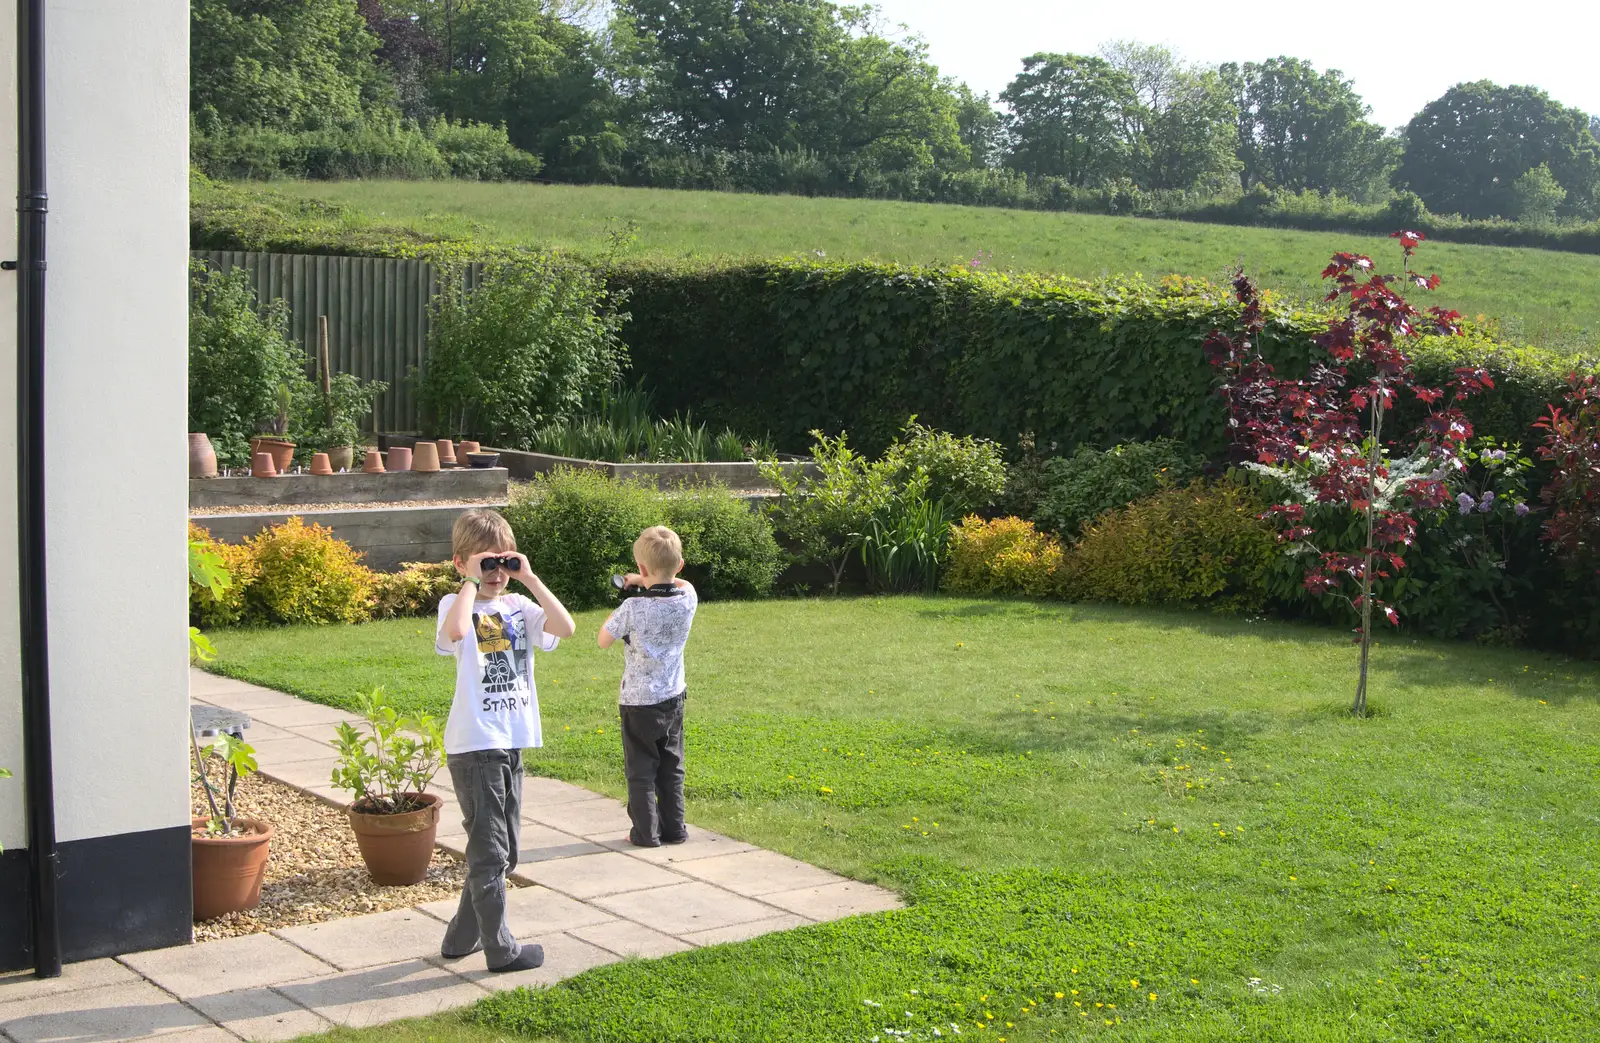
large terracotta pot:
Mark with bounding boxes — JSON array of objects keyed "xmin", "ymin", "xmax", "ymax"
[
  {"xmin": 388, "ymin": 446, "xmax": 413, "ymax": 472},
  {"xmin": 192, "ymin": 816, "xmax": 273, "ymax": 921},
  {"xmin": 347, "ymin": 792, "xmax": 442, "ymax": 886},
  {"xmin": 188, "ymin": 433, "xmax": 218, "ymax": 478},
  {"xmin": 411, "ymin": 441, "xmax": 441, "ymax": 473},
  {"xmin": 327, "ymin": 446, "xmax": 355, "ymax": 472},
  {"xmin": 250, "ymin": 437, "xmax": 295, "ymax": 472}
]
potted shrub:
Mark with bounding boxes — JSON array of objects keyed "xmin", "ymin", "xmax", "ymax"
[
  {"xmin": 250, "ymin": 385, "xmax": 296, "ymax": 472},
  {"xmin": 190, "ymin": 729, "xmax": 272, "ymax": 920},
  {"xmin": 188, "ymin": 535, "xmax": 272, "ymax": 920},
  {"xmin": 331, "ymin": 688, "xmax": 446, "ymax": 885},
  {"xmin": 301, "ymin": 373, "xmax": 387, "ymax": 473}
]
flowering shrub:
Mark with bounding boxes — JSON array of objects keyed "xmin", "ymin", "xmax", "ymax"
[
  {"xmin": 370, "ymin": 561, "xmax": 461, "ymax": 620},
  {"xmin": 944, "ymin": 516, "xmax": 1066, "ymax": 597},
  {"xmin": 1207, "ymin": 231, "xmax": 1497, "ymax": 713},
  {"xmin": 1535, "ymin": 373, "xmax": 1600, "ymax": 568},
  {"xmin": 244, "ymin": 517, "xmax": 376, "ymax": 625},
  {"xmin": 1060, "ymin": 481, "xmax": 1277, "ymax": 613}
]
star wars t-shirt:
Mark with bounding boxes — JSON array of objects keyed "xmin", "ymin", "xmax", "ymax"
[{"xmin": 435, "ymin": 592, "xmax": 559, "ymax": 755}]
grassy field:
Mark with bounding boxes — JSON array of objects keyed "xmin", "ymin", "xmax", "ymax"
[
  {"xmin": 208, "ymin": 596, "xmax": 1600, "ymax": 1043},
  {"xmin": 264, "ymin": 179, "xmax": 1600, "ymax": 353}
]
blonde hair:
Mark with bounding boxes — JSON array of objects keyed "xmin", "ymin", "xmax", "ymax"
[
  {"xmin": 452, "ymin": 508, "xmax": 516, "ymax": 560},
  {"xmin": 634, "ymin": 526, "xmax": 683, "ymax": 575}
]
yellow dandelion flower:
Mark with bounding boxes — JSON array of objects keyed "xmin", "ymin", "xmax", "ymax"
[
  {"xmin": 1149, "ymin": 993, "xmax": 1157, "ymax": 1002},
  {"xmin": 1054, "ymin": 992, "xmax": 1064, "ymax": 1000}
]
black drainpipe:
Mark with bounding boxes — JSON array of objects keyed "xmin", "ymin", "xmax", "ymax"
[{"xmin": 10, "ymin": 0, "xmax": 59, "ymax": 980}]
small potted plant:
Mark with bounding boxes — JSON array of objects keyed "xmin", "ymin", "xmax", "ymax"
[
  {"xmin": 331, "ymin": 687, "xmax": 446, "ymax": 885},
  {"xmin": 250, "ymin": 385, "xmax": 296, "ymax": 472},
  {"xmin": 190, "ymin": 729, "xmax": 272, "ymax": 920}
]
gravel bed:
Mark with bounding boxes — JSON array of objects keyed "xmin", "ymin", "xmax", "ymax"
[
  {"xmin": 190, "ymin": 773, "xmax": 490, "ymax": 940},
  {"xmin": 191, "ymin": 497, "xmax": 500, "ymax": 517}
]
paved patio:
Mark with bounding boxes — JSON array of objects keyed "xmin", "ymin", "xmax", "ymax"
[{"xmin": 0, "ymin": 670, "xmax": 901, "ymax": 1042}]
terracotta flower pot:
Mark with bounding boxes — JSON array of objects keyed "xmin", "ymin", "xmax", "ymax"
[
  {"xmin": 188, "ymin": 433, "xmax": 218, "ymax": 479},
  {"xmin": 411, "ymin": 441, "xmax": 440, "ymax": 473},
  {"xmin": 436, "ymin": 439, "xmax": 457, "ymax": 467},
  {"xmin": 458, "ymin": 440, "xmax": 481, "ymax": 456},
  {"xmin": 310, "ymin": 452, "xmax": 334, "ymax": 476},
  {"xmin": 347, "ymin": 792, "xmax": 442, "ymax": 886},
  {"xmin": 328, "ymin": 446, "xmax": 355, "ymax": 472},
  {"xmin": 363, "ymin": 449, "xmax": 386, "ymax": 474},
  {"xmin": 388, "ymin": 446, "xmax": 413, "ymax": 472},
  {"xmin": 191, "ymin": 817, "xmax": 273, "ymax": 921},
  {"xmin": 251, "ymin": 437, "xmax": 295, "ymax": 472},
  {"xmin": 251, "ymin": 451, "xmax": 278, "ymax": 478}
]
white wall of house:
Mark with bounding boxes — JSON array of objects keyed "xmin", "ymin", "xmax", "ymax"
[
  {"xmin": 44, "ymin": 0, "xmax": 190, "ymax": 842},
  {"xmin": 0, "ymin": 0, "xmax": 190, "ymax": 967}
]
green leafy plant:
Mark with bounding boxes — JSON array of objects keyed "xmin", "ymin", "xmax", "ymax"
[
  {"xmin": 191, "ymin": 731, "xmax": 258, "ymax": 837},
  {"xmin": 1035, "ymin": 438, "xmax": 1202, "ymax": 538},
  {"xmin": 245, "ymin": 517, "xmax": 376, "ymax": 625},
  {"xmin": 883, "ymin": 419, "xmax": 1009, "ymax": 516},
  {"xmin": 417, "ymin": 256, "xmax": 628, "ymax": 446},
  {"xmin": 663, "ymin": 485, "xmax": 786, "ymax": 599},
  {"xmin": 857, "ymin": 493, "xmax": 954, "ymax": 594},
  {"xmin": 188, "ymin": 533, "xmax": 234, "ymax": 661},
  {"xmin": 370, "ymin": 560, "xmax": 462, "ymax": 620},
  {"xmin": 330, "ymin": 688, "xmax": 446, "ymax": 815},
  {"xmin": 759, "ymin": 431, "xmax": 897, "ymax": 594},
  {"xmin": 187, "ymin": 262, "xmax": 313, "ymax": 466},
  {"xmin": 299, "ymin": 371, "xmax": 389, "ymax": 456},
  {"xmin": 504, "ymin": 468, "xmax": 661, "ymax": 610}
]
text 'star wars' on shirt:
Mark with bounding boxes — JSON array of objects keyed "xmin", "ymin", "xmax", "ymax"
[{"xmin": 435, "ymin": 592, "xmax": 559, "ymax": 755}]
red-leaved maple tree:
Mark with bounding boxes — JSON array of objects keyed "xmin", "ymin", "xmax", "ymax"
[{"xmin": 1206, "ymin": 231, "xmax": 1491, "ymax": 715}]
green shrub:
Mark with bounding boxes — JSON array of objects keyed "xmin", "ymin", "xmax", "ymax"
[
  {"xmin": 883, "ymin": 421, "xmax": 1008, "ymax": 515},
  {"xmin": 425, "ymin": 119, "xmax": 544, "ymax": 181},
  {"xmin": 188, "ymin": 523, "xmax": 258, "ymax": 628},
  {"xmin": 417, "ymin": 256, "xmax": 628, "ymax": 447},
  {"xmin": 370, "ymin": 561, "xmax": 461, "ymax": 620},
  {"xmin": 943, "ymin": 515, "xmax": 1065, "ymax": 597},
  {"xmin": 662, "ymin": 486, "xmax": 785, "ymax": 599},
  {"xmin": 1035, "ymin": 439, "xmax": 1203, "ymax": 538},
  {"xmin": 188, "ymin": 262, "xmax": 314, "ymax": 466},
  {"xmin": 190, "ymin": 119, "xmax": 541, "ymax": 182},
  {"xmin": 503, "ymin": 469, "xmax": 661, "ymax": 611},
  {"xmin": 244, "ymin": 517, "xmax": 376, "ymax": 625},
  {"xmin": 859, "ymin": 495, "xmax": 954, "ymax": 595},
  {"xmin": 1061, "ymin": 481, "xmax": 1277, "ymax": 612},
  {"xmin": 759, "ymin": 432, "xmax": 898, "ymax": 594}
]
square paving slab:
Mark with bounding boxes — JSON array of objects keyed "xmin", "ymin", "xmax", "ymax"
[
  {"xmin": 276, "ymin": 908, "xmax": 445, "ymax": 971},
  {"xmin": 672, "ymin": 848, "xmax": 845, "ymax": 897},
  {"xmin": 276, "ymin": 959, "xmax": 487, "ymax": 1029},
  {"xmin": 593, "ymin": 881, "xmax": 780, "ymax": 936},
  {"xmin": 524, "ymin": 851, "xmax": 686, "ymax": 900},
  {"xmin": 121, "ymin": 932, "xmax": 335, "ymax": 996},
  {"xmin": 185, "ymin": 985, "xmax": 333, "ymax": 1042},
  {"xmin": 442, "ymin": 933, "xmax": 619, "ymax": 992},
  {"xmin": 0, "ymin": 980, "xmax": 211, "ymax": 1043}
]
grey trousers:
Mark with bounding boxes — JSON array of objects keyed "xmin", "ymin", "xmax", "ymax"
[
  {"xmin": 442, "ymin": 748, "xmax": 523, "ymax": 967},
  {"xmin": 619, "ymin": 694, "xmax": 686, "ymax": 846}
]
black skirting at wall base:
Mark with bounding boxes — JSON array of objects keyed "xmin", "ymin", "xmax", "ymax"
[{"xmin": 0, "ymin": 824, "xmax": 191, "ymax": 973}]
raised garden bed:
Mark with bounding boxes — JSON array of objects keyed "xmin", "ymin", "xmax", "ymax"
[
  {"xmin": 486, "ymin": 447, "xmax": 814, "ymax": 491},
  {"xmin": 190, "ymin": 467, "xmax": 509, "ymax": 509}
]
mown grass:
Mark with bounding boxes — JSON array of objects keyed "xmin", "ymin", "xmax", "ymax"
[
  {"xmin": 261, "ymin": 179, "xmax": 1600, "ymax": 353},
  {"xmin": 210, "ymin": 596, "xmax": 1600, "ymax": 1043}
]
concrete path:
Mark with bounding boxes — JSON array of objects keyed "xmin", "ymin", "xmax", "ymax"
[{"xmin": 0, "ymin": 669, "xmax": 901, "ymax": 1042}]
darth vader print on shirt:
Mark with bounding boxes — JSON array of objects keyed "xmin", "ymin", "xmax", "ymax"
[{"xmin": 473, "ymin": 609, "xmax": 529, "ymax": 699}]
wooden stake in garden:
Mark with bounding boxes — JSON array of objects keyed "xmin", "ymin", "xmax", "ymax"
[
  {"xmin": 318, "ymin": 315, "xmax": 332, "ymax": 401},
  {"xmin": 1206, "ymin": 231, "xmax": 1492, "ymax": 716}
]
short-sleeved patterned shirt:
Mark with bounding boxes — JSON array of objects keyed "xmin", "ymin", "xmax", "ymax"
[{"xmin": 603, "ymin": 582, "xmax": 698, "ymax": 706}]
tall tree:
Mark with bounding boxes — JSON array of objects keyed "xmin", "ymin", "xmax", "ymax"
[
  {"xmin": 1220, "ymin": 57, "xmax": 1392, "ymax": 198},
  {"xmin": 825, "ymin": 13, "xmax": 966, "ymax": 172},
  {"xmin": 954, "ymin": 85, "xmax": 1003, "ymax": 169},
  {"xmin": 1099, "ymin": 40, "xmax": 1237, "ymax": 191},
  {"xmin": 1000, "ymin": 53, "xmax": 1132, "ymax": 185},
  {"xmin": 192, "ymin": 0, "xmax": 390, "ymax": 131},
  {"xmin": 1394, "ymin": 81, "xmax": 1600, "ymax": 220}
]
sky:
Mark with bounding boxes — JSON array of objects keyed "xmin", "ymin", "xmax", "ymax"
[{"xmin": 865, "ymin": 0, "xmax": 1600, "ymax": 131}]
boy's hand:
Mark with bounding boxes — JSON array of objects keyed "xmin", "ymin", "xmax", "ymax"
[
  {"xmin": 463, "ymin": 551, "xmax": 495, "ymax": 580},
  {"xmin": 509, "ymin": 557, "xmax": 539, "ymax": 587},
  {"xmin": 623, "ymin": 573, "xmax": 644, "ymax": 589}
]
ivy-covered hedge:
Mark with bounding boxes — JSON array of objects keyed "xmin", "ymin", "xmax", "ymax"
[
  {"xmin": 607, "ymin": 260, "xmax": 1594, "ymax": 457},
  {"xmin": 190, "ymin": 175, "xmax": 1596, "ymax": 459}
]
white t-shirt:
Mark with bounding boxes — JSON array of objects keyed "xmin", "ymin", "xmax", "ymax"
[
  {"xmin": 435, "ymin": 592, "xmax": 559, "ymax": 755},
  {"xmin": 603, "ymin": 582, "xmax": 697, "ymax": 707}
]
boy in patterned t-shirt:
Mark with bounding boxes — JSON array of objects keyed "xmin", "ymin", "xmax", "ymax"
[{"xmin": 597, "ymin": 526, "xmax": 698, "ymax": 847}]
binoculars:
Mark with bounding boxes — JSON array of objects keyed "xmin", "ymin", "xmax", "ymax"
[
  {"xmin": 480, "ymin": 555, "xmax": 523, "ymax": 574},
  {"xmin": 611, "ymin": 575, "xmax": 682, "ymax": 599}
]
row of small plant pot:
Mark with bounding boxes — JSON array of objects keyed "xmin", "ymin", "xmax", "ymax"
[{"xmin": 190, "ymin": 687, "xmax": 447, "ymax": 921}]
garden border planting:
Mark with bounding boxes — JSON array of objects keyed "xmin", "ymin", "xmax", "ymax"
[
  {"xmin": 195, "ymin": 504, "xmax": 502, "ymax": 573},
  {"xmin": 488, "ymin": 448, "xmax": 815, "ymax": 491}
]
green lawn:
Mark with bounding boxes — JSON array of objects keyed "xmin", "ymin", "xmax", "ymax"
[
  {"xmin": 262, "ymin": 179, "xmax": 1600, "ymax": 353},
  {"xmin": 210, "ymin": 596, "xmax": 1600, "ymax": 1043}
]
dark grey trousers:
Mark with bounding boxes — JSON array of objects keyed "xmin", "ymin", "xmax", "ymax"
[
  {"xmin": 442, "ymin": 748, "xmax": 523, "ymax": 967},
  {"xmin": 619, "ymin": 694, "xmax": 686, "ymax": 846}
]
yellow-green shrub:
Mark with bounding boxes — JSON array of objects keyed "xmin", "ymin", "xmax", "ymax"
[
  {"xmin": 371, "ymin": 560, "xmax": 461, "ymax": 620},
  {"xmin": 943, "ymin": 516, "xmax": 1066, "ymax": 597},
  {"xmin": 244, "ymin": 517, "xmax": 376, "ymax": 625},
  {"xmin": 188, "ymin": 522, "xmax": 258, "ymax": 627},
  {"xmin": 1061, "ymin": 481, "xmax": 1277, "ymax": 612}
]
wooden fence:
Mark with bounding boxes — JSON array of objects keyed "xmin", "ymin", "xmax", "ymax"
[{"xmin": 191, "ymin": 250, "xmax": 471, "ymax": 432}]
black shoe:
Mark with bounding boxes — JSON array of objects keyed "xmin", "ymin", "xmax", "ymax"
[
  {"xmin": 489, "ymin": 944, "xmax": 545, "ymax": 973},
  {"xmin": 661, "ymin": 831, "xmax": 688, "ymax": 845},
  {"xmin": 627, "ymin": 832, "xmax": 662, "ymax": 848},
  {"xmin": 440, "ymin": 941, "xmax": 482, "ymax": 960}
]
